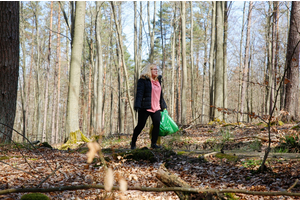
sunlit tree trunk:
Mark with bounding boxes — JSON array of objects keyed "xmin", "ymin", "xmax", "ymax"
[
  {"xmin": 240, "ymin": 1, "xmax": 252, "ymax": 122},
  {"xmin": 171, "ymin": 2, "xmax": 177, "ymax": 119},
  {"xmin": 111, "ymin": 1, "xmax": 136, "ymax": 129},
  {"xmin": 190, "ymin": 1, "xmax": 195, "ymax": 120},
  {"xmin": 214, "ymin": 1, "xmax": 224, "ymax": 120},
  {"xmin": 66, "ymin": 1, "xmax": 86, "ymax": 138},
  {"xmin": 42, "ymin": 1, "xmax": 53, "ymax": 142},
  {"xmin": 148, "ymin": 1, "xmax": 156, "ymax": 63},
  {"xmin": 209, "ymin": 2, "xmax": 216, "ymax": 121},
  {"xmin": 237, "ymin": 1, "xmax": 246, "ymax": 122},
  {"xmin": 95, "ymin": 1, "xmax": 103, "ymax": 134},
  {"xmin": 181, "ymin": 1, "xmax": 187, "ymax": 125}
]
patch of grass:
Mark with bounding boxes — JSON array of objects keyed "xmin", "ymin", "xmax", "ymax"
[
  {"xmin": 220, "ymin": 128, "xmax": 233, "ymax": 143},
  {"xmin": 241, "ymin": 159, "xmax": 261, "ymax": 169},
  {"xmin": 28, "ymin": 158, "xmax": 38, "ymax": 161},
  {"xmin": 249, "ymin": 139, "xmax": 262, "ymax": 151},
  {"xmin": 215, "ymin": 153, "xmax": 238, "ymax": 162},
  {"xmin": 272, "ymin": 147, "xmax": 289, "ymax": 153},
  {"xmin": 0, "ymin": 156, "xmax": 9, "ymax": 160}
]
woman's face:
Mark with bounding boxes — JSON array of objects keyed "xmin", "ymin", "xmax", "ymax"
[{"xmin": 151, "ymin": 66, "xmax": 158, "ymax": 78}]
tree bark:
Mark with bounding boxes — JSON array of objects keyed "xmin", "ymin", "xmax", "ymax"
[
  {"xmin": 181, "ymin": 1, "xmax": 187, "ymax": 125},
  {"xmin": 0, "ymin": 1, "xmax": 19, "ymax": 143},
  {"xmin": 284, "ymin": 1, "xmax": 300, "ymax": 121},
  {"xmin": 42, "ymin": 1, "xmax": 53, "ymax": 142},
  {"xmin": 209, "ymin": 2, "xmax": 216, "ymax": 121},
  {"xmin": 66, "ymin": 1, "xmax": 86, "ymax": 138},
  {"xmin": 111, "ymin": 1, "xmax": 136, "ymax": 129},
  {"xmin": 190, "ymin": 1, "xmax": 195, "ymax": 121},
  {"xmin": 214, "ymin": 1, "xmax": 224, "ymax": 120},
  {"xmin": 240, "ymin": 1, "xmax": 252, "ymax": 122}
]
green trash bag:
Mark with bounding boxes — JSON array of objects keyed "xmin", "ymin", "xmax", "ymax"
[{"xmin": 159, "ymin": 109, "xmax": 179, "ymax": 136}]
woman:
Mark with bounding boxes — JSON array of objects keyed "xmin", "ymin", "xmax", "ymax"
[{"xmin": 130, "ymin": 64, "xmax": 167, "ymax": 149}]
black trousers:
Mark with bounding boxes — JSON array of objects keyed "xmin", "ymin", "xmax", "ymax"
[{"xmin": 131, "ymin": 109, "xmax": 161, "ymax": 145}]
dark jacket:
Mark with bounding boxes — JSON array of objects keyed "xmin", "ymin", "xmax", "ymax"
[{"xmin": 134, "ymin": 75, "xmax": 167, "ymax": 111}]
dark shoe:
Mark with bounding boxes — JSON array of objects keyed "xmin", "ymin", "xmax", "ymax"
[
  {"xmin": 151, "ymin": 144, "xmax": 162, "ymax": 149},
  {"xmin": 130, "ymin": 142, "xmax": 136, "ymax": 150}
]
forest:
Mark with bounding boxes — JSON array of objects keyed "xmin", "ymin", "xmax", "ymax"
[{"xmin": 1, "ymin": 1, "xmax": 300, "ymax": 199}]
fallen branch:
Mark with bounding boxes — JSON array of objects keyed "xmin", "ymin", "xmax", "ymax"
[
  {"xmin": 2, "ymin": 184, "xmax": 300, "ymax": 197},
  {"xmin": 37, "ymin": 165, "xmax": 62, "ymax": 188}
]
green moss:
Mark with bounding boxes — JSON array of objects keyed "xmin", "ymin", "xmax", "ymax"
[
  {"xmin": 215, "ymin": 153, "xmax": 238, "ymax": 162},
  {"xmin": 21, "ymin": 193, "xmax": 50, "ymax": 200},
  {"xmin": 40, "ymin": 142, "xmax": 53, "ymax": 149},
  {"xmin": 224, "ymin": 193, "xmax": 239, "ymax": 200},
  {"xmin": 116, "ymin": 148, "xmax": 157, "ymax": 163},
  {"xmin": 0, "ymin": 156, "xmax": 9, "ymax": 160},
  {"xmin": 177, "ymin": 151, "xmax": 188, "ymax": 155}
]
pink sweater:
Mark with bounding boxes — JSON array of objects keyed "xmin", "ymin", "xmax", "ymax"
[{"xmin": 147, "ymin": 80, "xmax": 161, "ymax": 113}]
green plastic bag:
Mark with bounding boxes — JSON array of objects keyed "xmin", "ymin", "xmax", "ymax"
[{"xmin": 159, "ymin": 109, "xmax": 179, "ymax": 136}]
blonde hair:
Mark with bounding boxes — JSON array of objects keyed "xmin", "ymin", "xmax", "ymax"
[{"xmin": 140, "ymin": 63, "xmax": 159, "ymax": 80}]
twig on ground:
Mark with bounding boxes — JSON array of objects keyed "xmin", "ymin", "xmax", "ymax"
[
  {"xmin": 37, "ymin": 165, "xmax": 62, "ymax": 188},
  {"xmin": 0, "ymin": 160, "xmax": 38, "ymax": 179},
  {"xmin": 287, "ymin": 179, "xmax": 299, "ymax": 192}
]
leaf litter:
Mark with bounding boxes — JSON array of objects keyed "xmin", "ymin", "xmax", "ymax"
[{"xmin": 1, "ymin": 123, "xmax": 300, "ymax": 199}]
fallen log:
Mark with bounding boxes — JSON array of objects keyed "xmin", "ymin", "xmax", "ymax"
[
  {"xmin": 156, "ymin": 163, "xmax": 225, "ymax": 200},
  {"xmin": 156, "ymin": 164, "xmax": 191, "ymax": 200}
]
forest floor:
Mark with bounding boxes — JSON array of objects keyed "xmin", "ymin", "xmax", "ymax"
[{"xmin": 1, "ymin": 123, "xmax": 300, "ymax": 200}]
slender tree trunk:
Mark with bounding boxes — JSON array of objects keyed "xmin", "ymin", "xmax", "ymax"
[
  {"xmin": 181, "ymin": 1, "xmax": 187, "ymax": 125},
  {"xmin": 111, "ymin": 1, "xmax": 136, "ymax": 129},
  {"xmin": 55, "ymin": 3, "xmax": 61, "ymax": 144},
  {"xmin": 209, "ymin": 2, "xmax": 216, "ymax": 121},
  {"xmin": 148, "ymin": 1, "xmax": 156, "ymax": 63},
  {"xmin": 201, "ymin": 19, "xmax": 208, "ymax": 124},
  {"xmin": 96, "ymin": 1, "xmax": 103, "ymax": 134},
  {"xmin": 223, "ymin": 1, "xmax": 228, "ymax": 121},
  {"xmin": 190, "ymin": 1, "xmax": 195, "ymax": 120},
  {"xmin": 214, "ymin": 1, "xmax": 224, "ymax": 120},
  {"xmin": 240, "ymin": 1, "xmax": 252, "ymax": 122},
  {"xmin": 171, "ymin": 2, "xmax": 177, "ymax": 119},
  {"xmin": 42, "ymin": 1, "xmax": 53, "ymax": 142},
  {"xmin": 237, "ymin": 1, "xmax": 246, "ymax": 122}
]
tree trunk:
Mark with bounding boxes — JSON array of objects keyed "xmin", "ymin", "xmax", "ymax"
[
  {"xmin": 0, "ymin": 1, "xmax": 19, "ymax": 143},
  {"xmin": 284, "ymin": 1, "xmax": 300, "ymax": 121},
  {"xmin": 96, "ymin": 1, "xmax": 103, "ymax": 134},
  {"xmin": 171, "ymin": 2, "xmax": 177, "ymax": 119},
  {"xmin": 66, "ymin": 1, "xmax": 86, "ymax": 138},
  {"xmin": 55, "ymin": 3, "xmax": 62, "ymax": 144},
  {"xmin": 181, "ymin": 1, "xmax": 187, "ymax": 125},
  {"xmin": 42, "ymin": 1, "xmax": 53, "ymax": 142},
  {"xmin": 214, "ymin": 1, "xmax": 224, "ymax": 120},
  {"xmin": 190, "ymin": 2, "xmax": 195, "ymax": 121},
  {"xmin": 209, "ymin": 2, "xmax": 216, "ymax": 121},
  {"xmin": 148, "ymin": 1, "xmax": 156, "ymax": 63},
  {"xmin": 111, "ymin": 1, "xmax": 136, "ymax": 129},
  {"xmin": 240, "ymin": 1, "xmax": 252, "ymax": 122},
  {"xmin": 237, "ymin": 1, "xmax": 246, "ymax": 122},
  {"xmin": 223, "ymin": 1, "xmax": 228, "ymax": 121}
]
